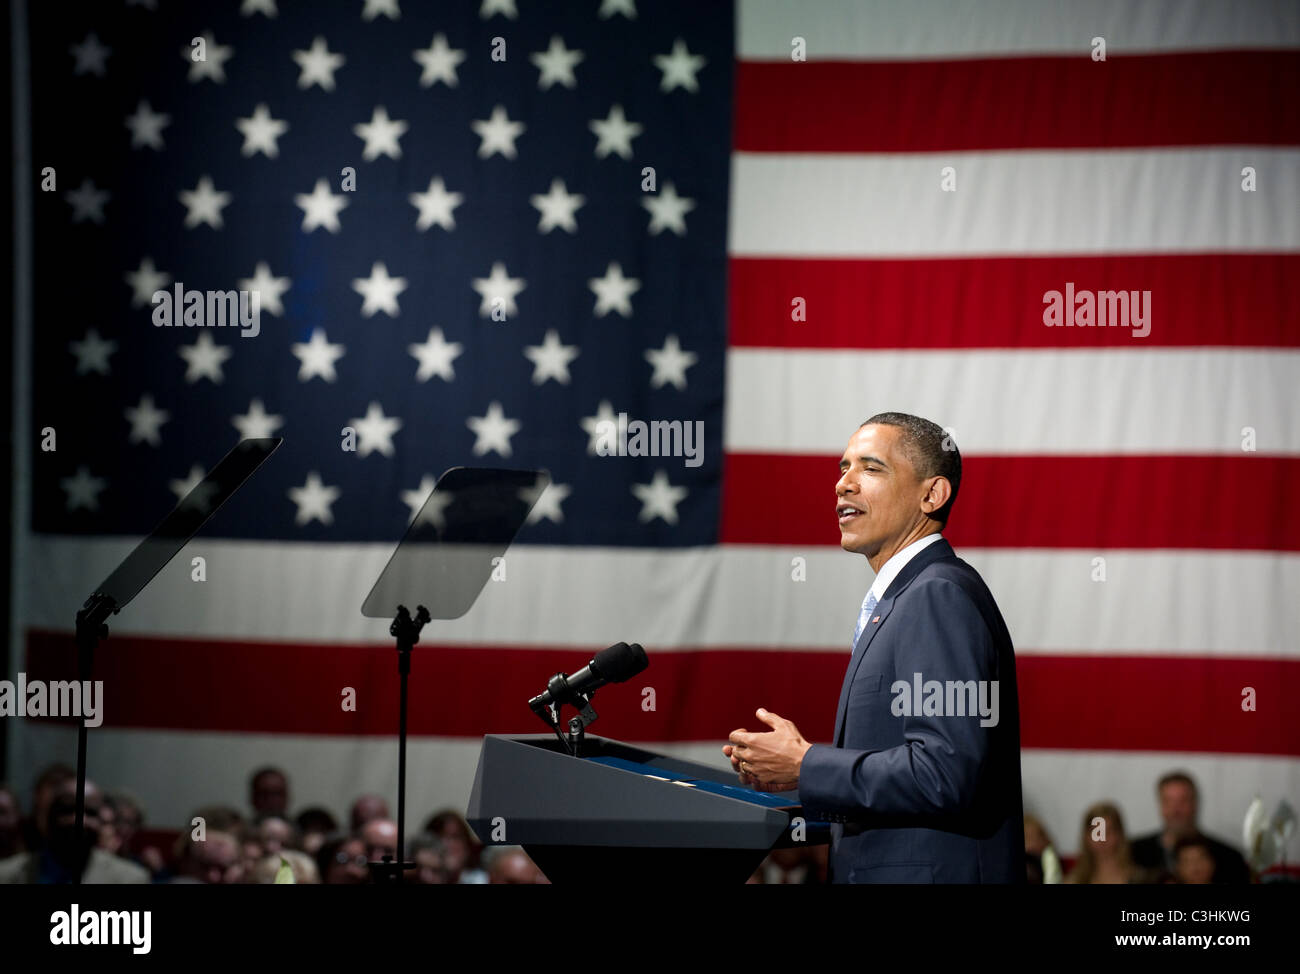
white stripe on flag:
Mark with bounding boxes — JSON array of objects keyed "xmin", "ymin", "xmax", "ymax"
[
  {"xmin": 22, "ymin": 538, "xmax": 1300, "ymax": 656},
  {"xmin": 738, "ymin": 0, "xmax": 1300, "ymax": 59},
  {"xmin": 725, "ymin": 348, "xmax": 1300, "ymax": 455},
  {"xmin": 729, "ymin": 149, "xmax": 1300, "ymax": 257}
]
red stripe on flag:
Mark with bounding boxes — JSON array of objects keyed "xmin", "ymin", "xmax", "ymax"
[
  {"xmin": 720, "ymin": 454, "xmax": 1300, "ymax": 551},
  {"xmin": 729, "ymin": 254, "xmax": 1300, "ymax": 349},
  {"xmin": 735, "ymin": 51, "xmax": 1300, "ymax": 152},
  {"xmin": 21, "ymin": 632, "xmax": 1298, "ymax": 756}
]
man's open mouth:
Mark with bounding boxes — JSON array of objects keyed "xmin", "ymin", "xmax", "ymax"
[{"xmin": 837, "ymin": 504, "xmax": 863, "ymax": 525}]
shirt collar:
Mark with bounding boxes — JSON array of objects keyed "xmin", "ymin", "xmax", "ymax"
[{"xmin": 869, "ymin": 532, "xmax": 945, "ymax": 602}]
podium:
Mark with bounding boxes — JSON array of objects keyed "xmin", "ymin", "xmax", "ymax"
[{"xmin": 466, "ymin": 734, "xmax": 829, "ymax": 884}]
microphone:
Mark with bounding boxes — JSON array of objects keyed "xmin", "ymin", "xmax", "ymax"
[{"xmin": 528, "ymin": 642, "xmax": 648, "ymax": 713}]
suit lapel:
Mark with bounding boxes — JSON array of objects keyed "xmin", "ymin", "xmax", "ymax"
[{"xmin": 831, "ymin": 539, "xmax": 956, "ymax": 746}]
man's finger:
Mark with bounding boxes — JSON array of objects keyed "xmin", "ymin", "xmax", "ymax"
[{"xmin": 755, "ymin": 708, "xmax": 784, "ymax": 729}]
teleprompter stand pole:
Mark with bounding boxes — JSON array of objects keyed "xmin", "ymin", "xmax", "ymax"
[
  {"xmin": 72, "ymin": 592, "xmax": 117, "ymax": 886},
  {"xmin": 369, "ymin": 604, "xmax": 429, "ymax": 884}
]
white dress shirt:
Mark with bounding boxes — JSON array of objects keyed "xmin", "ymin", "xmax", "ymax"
[{"xmin": 867, "ymin": 532, "xmax": 945, "ymax": 604}]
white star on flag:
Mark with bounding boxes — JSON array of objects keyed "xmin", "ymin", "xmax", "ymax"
[
  {"xmin": 520, "ymin": 480, "xmax": 571, "ymax": 524},
  {"xmin": 589, "ymin": 262, "xmax": 641, "ymax": 317},
  {"xmin": 645, "ymin": 334, "xmax": 698, "ymax": 389},
  {"xmin": 125, "ymin": 257, "xmax": 169, "ymax": 307},
  {"xmin": 467, "ymin": 401, "xmax": 521, "ymax": 457},
  {"xmin": 409, "ymin": 176, "xmax": 463, "ymax": 231},
  {"xmin": 288, "ymin": 472, "xmax": 341, "ymax": 525},
  {"xmin": 70, "ymin": 34, "xmax": 111, "ymax": 76},
  {"xmin": 238, "ymin": 262, "xmax": 291, "ymax": 316},
  {"xmin": 295, "ymin": 178, "xmax": 348, "ymax": 233},
  {"xmin": 291, "ymin": 329, "xmax": 345, "ymax": 382},
  {"xmin": 179, "ymin": 176, "xmax": 232, "ymax": 229},
  {"xmin": 69, "ymin": 329, "xmax": 117, "ymax": 375},
  {"xmin": 409, "ymin": 327, "xmax": 463, "ymax": 382},
  {"xmin": 66, "ymin": 180, "xmax": 110, "ymax": 224},
  {"xmin": 471, "ymin": 262, "xmax": 525, "ymax": 318},
  {"xmin": 632, "ymin": 470, "xmax": 689, "ymax": 524},
  {"xmin": 363, "ymin": 0, "xmax": 401, "ymax": 20},
  {"xmin": 413, "ymin": 33, "xmax": 465, "ymax": 87},
  {"xmin": 590, "ymin": 105, "xmax": 643, "ymax": 159},
  {"xmin": 531, "ymin": 36, "xmax": 584, "ymax": 90},
  {"xmin": 353, "ymin": 262, "xmax": 408, "ymax": 317},
  {"xmin": 62, "ymin": 466, "xmax": 107, "ymax": 511},
  {"xmin": 654, "ymin": 38, "xmax": 706, "ymax": 92},
  {"xmin": 179, "ymin": 333, "xmax": 232, "ymax": 384},
  {"xmin": 168, "ymin": 465, "xmax": 206, "ymax": 504},
  {"xmin": 402, "ymin": 475, "xmax": 454, "ymax": 528},
  {"xmin": 643, "ymin": 182, "xmax": 695, "ymax": 236},
  {"xmin": 293, "ymin": 37, "xmax": 345, "ymax": 90},
  {"xmin": 598, "ymin": 0, "xmax": 636, "ymax": 17},
  {"xmin": 530, "ymin": 179, "xmax": 584, "ymax": 233},
  {"xmin": 580, "ymin": 400, "xmax": 618, "ymax": 454},
  {"xmin": 125, "ymin": 393, "xmax": 169, "ymax": 446},
  {"xmin": 354, "ymin": 106, "xmax": 408, "ymax": 161},
  {"xmin": 124, "ymin": 101, "xmax": 170, "ymax": 150},
  {"xmin": 472, "ymin": 105, "xmax": 525, "ymax": 159},
  {"xmin": 232, "ymin": 399, "xmax": 285, "ymax": 440},
  {"xmin": 480, "ymin": 0, "xmax": 518, "ymax": 19},
  {"xmin": 524, "ymin": 330, "xmax": 579, "ymax": 385},
  {"xmin": 236, "ymin": 104, "xmax": 289, "ymax": 157},
  {"xmin": 184, "ymin": 32, "xmax": 233, "ymax": 84},
  {"xmin": 349, "ymin": 402, "xmax": 403, "ymax": 457}
]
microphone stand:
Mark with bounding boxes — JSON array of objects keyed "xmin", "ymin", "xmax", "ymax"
[{"xmin": 529, "ymin": 673, "xmax": 599, "ymax": 757}]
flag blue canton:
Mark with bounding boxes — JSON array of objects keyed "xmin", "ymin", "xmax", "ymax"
[{"xmin": 31, "ymin": 0, "xmax": 733, "ymax": 547}]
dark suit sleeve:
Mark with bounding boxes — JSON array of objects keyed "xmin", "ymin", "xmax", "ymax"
[{"xmin": 799, "ymin": 578, "xmax": 998, "ymax": 818}]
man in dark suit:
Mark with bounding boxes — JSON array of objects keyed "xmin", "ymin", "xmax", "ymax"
[
  {"xmin": 724, "ymin": 413, "xmax": 1025, "ymax": 883},
  {"xmin": 1129, "ymin": 771, "xmax": 1250, "ymax": 884}
]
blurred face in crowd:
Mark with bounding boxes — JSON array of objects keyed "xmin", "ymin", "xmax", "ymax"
[
  {"xmin": 326, "ymin": 837, "xmax": 369, "ymax": 884},
  {"xmin": 258, "ymin": 817, "xmax": 293, "ymax": 855},
  {"xmin": 46, "ymin": 781, "xmax": 104, "ymax": 861},
  {"xmin": 194, "ymin": 832, "xmax": 244, "ymax": 885},
  {"xmin": 489, "ymin": 850, "xmax": 547, "ymax": 885},
  {"xmin": 1176, "ymin": 845, "xmax": 1215, "ymax": 885},
  {"xmin": 361, "ymin": 819, "xmax": 398, "ymax": 862},
  {"xmin": 1087, "ymin": 815, "xmax": 1120, "ymax": 861},
  {"xmin": 413, "ymin": 845, "xmax": 448, "ymax": 885},
  {"xmin": 251, "ymin": 771, "xmax": 288, "ymax": 817},
  {"xmin": 350, "ymin": 795, "xmax": 390, "ymax": 831},
  {"xmin": 1160, "ymin": 781, "xmax": 1198, "ymax": 837},
  {"xmin": 0, "ymin": 788, "xmax": 19, "ymax": 836},
  {"xmin": 33, "ymin": 771, "xmax": 74, "ymax": 838},
  {"xmin": 435, "ymin": 827, "xmax": 469, "ymax": 877}
]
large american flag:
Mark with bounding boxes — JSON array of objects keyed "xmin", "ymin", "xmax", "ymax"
[{"xmin": 13, "ymin": 0, "xmax": 1299, "ymax": 857}]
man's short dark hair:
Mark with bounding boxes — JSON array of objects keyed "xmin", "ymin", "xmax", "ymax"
[
  {"xmin": 861, "ymin": 412, "xmax": 961, "ymax": 525},
  {"xmin": 1158, "ymin": 771, "xmax": 1198, "ymax": 798}
]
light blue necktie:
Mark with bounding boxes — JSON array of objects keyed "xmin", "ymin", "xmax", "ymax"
[{"xmin": 851, "ymin": 591, "xmax": 879, "ymax": 649}]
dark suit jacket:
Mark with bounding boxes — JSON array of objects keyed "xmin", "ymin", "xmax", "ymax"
[{"xmin": 799, "ymin": 538, "xmax": 1025, "ymax": 883}]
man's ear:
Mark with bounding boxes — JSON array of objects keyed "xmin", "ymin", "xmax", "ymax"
[{"xmin": 920, "ymin": 476, "xmax": 952, "ymax": 517}]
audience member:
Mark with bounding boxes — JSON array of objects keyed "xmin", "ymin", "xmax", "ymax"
[
  {"xmin": 171, "ymin": 829, "xmax": 244, "ymax": 885},
  {"xmin": 349, "ymin": 794, "xmax": 390, "ymax": 832},
  {"xmin": 482, "ymin": 845, "xmax": 548, "ymax": 884},
  {"xmin": 252, "ymin": 849, "xmax": 320, "ymax": 884},
  {"xmin": 295, "ymin": 807, "xmax": 338, "ymax": 856},
  {"xmin": 0, "ymin": 779, "xmax": 148, "ymax": 884},
  {"xmin": 1173, "ymin": 834, "xmax": 1218, "ymax": 885},
  {"xmin": 250, "ymin": 767, "xmax": 290, "ymax": 819},
  {"xmin": 424, "ymin": 809, "xmax": 487, "ymax": 883},
  {"xmin": 0, "ymin": 786, "xmax": 22, "ymax": 860},
  {"xmin": 1129, "ymin": 771, "xmax": 1250, "ymax": 884},
  {"xmin": 1065, "ymin": 802, "xmax": 1157, "ymax": 885}
]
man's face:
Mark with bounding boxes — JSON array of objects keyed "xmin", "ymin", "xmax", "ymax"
[
  {"xmin": 251, "ymin": 772, "xmax": 288, "ymax": 817},
  {"xmin": 1159, "ymin": 782, "xmax": 1197, "ymax": 836},
  {"xmin": 836, "ymin": 424, "xmax": 931, "ymax": 560},
  {"xmin": 361, "ymin": 819, "xmax": 398, "ymax": 862}
]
